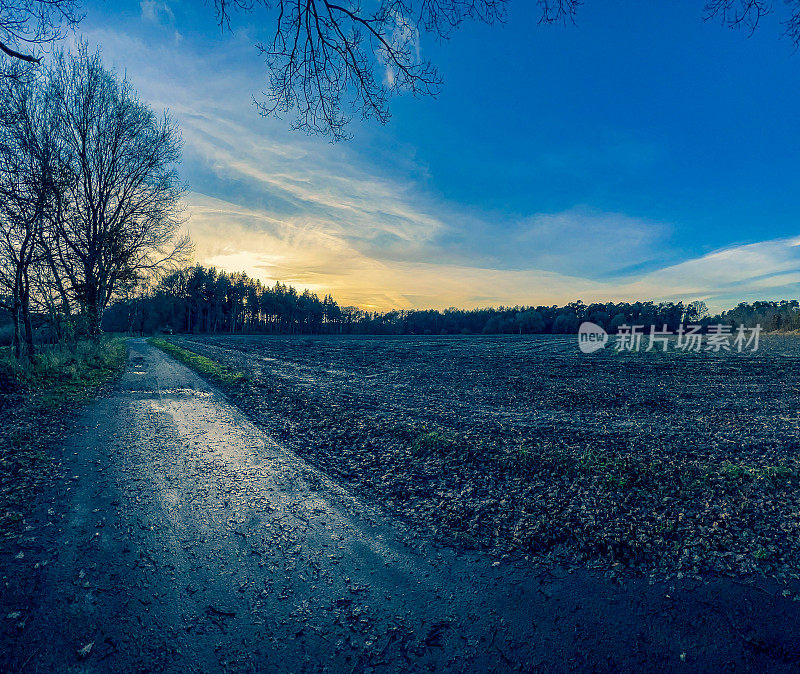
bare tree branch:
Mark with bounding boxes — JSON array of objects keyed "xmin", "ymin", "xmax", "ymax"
[
  {"xmin": 703, "ymin": 0, "xmax": 772, "ymax": 34},
  {"xmin": 213, "ymin": 1, "xmax": 800, "ymax": 139},
  {"xmin": 0, "ymin": 39, "xmax": 39, "ymax": 62},
  {"xmin": 215, "ymin": 0, "xmax": 506, "ymax": 139},
  {"xmin": 0, "ymin": 0, "xmax": 81, "ymax": 70},
  {"xmin": 536, "ymin": 0, "xmax": 581, "ymax": 25}
]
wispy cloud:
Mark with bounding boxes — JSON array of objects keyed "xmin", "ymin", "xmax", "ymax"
[
  {"xmin": 74, "ymin": 17, "xmax": 800, "ymax": 312},
  {"xmin": 623, "ymin": 236, "xmax": 800, "ymax": 307},
  {"xmin": 140, "ymin": 1, "xmax": 174, "ymax": 26},
  {"xmin": 435, "ymin": 207, "xmax": 674, "ymax": 277},
  {"xmin": 185, "ymin": 193, "xmax": 800, "ymax": 311},
  {"xmin": 178, "ymin": 111, "xmax": 445, "ymax": 252}
]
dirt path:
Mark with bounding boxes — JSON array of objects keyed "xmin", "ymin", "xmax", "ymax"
[{"xmin": 2, "ymin": 339, "xmax": 800, "ymax": 672}]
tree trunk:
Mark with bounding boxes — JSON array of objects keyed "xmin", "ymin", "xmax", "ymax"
[
  {"xmin": 87, "ymin": 301, "xmax": 103, "ymax": 338},
  {"xmin": 11, "ymin": 300, "xmax": 22, "ymax": 360},
  {"xmin": 22, "ymin": 301, "xmax": 34, "ymax": 357},
  {"xmin": 20, "ymin": 267, "xmax": 34, "ymax": 357}
]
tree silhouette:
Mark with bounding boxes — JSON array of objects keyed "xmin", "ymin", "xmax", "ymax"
[
  {"xmin": 46, "ymin": 46, "xmax": 191, "ymax": 335},
  {"xmin": 0, "ymin": 66, "xmax": 59, "ymax": 357},
  {"xmin": 104, "ymin": 265, "xmax": 798, "ymax": 337}
]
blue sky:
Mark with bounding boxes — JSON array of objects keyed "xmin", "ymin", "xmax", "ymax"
[{"xmin": 74, "ymin": 0, "xmax": 800, "ymax": 310}]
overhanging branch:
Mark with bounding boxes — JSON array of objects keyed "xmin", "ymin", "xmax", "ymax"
[{"xmin": 0, "ymin": 41, "xmax": 40, "ymax": 64}]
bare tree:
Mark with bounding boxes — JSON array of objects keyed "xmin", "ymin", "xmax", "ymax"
[
  {"xmin": 0, "ymin": 65, "xmax": 59, "ymax": 358},
  {"xmin": 46, "ymin": 46, "xmax": 192, "ymax": 336},
  {"xmin": 0, "ymin": 0, "xmax": 80, "ymax": 66}
]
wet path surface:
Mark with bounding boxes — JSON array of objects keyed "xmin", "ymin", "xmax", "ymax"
[{"xmin": 3, "ymin": 339, "xmax": 800, "ymax": 672}]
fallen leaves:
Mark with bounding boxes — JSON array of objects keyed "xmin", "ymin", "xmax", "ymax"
[{"xmin": 76, "ymin": 641, "xmax": 93, "ymax": 659}]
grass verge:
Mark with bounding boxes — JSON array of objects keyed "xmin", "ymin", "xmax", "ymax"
[
  {"xmin": 148, "ymin": 337, "xmax": 244, "ymax": 385},
  {"xmin": 0, "ymin": 337, "xmax": 128, "ymax": 541},
  {"xmin": 0, "ymin": 336, "xmax": 127, "ymax": 402}
]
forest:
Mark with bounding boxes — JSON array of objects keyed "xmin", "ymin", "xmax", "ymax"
[{"xmin": 99, "ymin": 265, "xmax": 800, "ymax": 336}]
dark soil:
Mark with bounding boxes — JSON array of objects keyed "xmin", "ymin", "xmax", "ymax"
[{"xmin": 172, "ymin": 333, "xmax": 800, "ymax": 580}]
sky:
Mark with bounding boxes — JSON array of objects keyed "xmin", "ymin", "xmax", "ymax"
[{"xmin": 72, "ymin": 0, "xmax": 800, "ymax": 311}]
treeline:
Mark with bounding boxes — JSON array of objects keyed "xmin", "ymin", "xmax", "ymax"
[
  {"xmin": 717, "ymin": 300, "xmax": 800, "ymax": 332},
  {"xmin": 104, "ymin": 267, "xmax": 340, "ymax": 335},
  {"xmin": 0, "ymin": 47, "xmax": 188, "ymax": 360},
  {"xmin": 103, "ymin": 265, "xmax": 800, "ymax": 336}
]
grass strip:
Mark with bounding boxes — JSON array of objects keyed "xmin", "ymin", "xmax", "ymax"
[{"xmin": 148, "ymin": 337, "xmax": 244, "ymax": 385}]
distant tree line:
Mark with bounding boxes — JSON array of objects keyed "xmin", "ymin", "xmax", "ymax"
[
  {"xmin": 102, "ymin": 265, "xmax": 800, "ymax": 336},
  {"xmin": 716, "ymin": 300, "xmax": 800, "ymax": 332}
]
